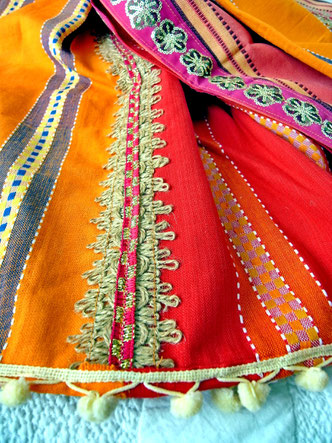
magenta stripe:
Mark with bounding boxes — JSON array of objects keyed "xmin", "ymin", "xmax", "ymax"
[{"xmin": 109, "ymin": 37, "xmax": 141, "ymax": 369}]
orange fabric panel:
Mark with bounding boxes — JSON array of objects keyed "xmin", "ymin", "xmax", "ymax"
[
  {"xmin": 1, "ymin": 30, "xmax": 118, "ymax": 370},
  {"xmin": 0, "ymin": 0, "xmax": 63, "ymax": 143},
  {"xmin": 216, "ymin": 0, "xmax": 332, "ymax": 78}
]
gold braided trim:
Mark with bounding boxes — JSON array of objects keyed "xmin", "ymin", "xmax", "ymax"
[
  {"xmin": 0, "ymin": 345, "xmax": 331, "ymax": 383},
  {"xmin": 68, "ymin": 35, "xmax": 181, "ymax": 368}
]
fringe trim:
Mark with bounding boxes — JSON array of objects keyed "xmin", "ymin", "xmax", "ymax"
[
  {"xmin": 68, "ymin": 34, "xmax": 181, "ymax": 368},
  {"xmin": 0, "ymin": 346, "xmax": 331, "ymax": 383}
]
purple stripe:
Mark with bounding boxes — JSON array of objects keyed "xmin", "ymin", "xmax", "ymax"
[{"xmin": 0, "ymin": 0, "xmax": 11, "ymax": 15}]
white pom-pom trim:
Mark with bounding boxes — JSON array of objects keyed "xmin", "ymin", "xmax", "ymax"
[
  {"xmin": 170, "ymin": 390, "xmax": 203, "ymax": 418},
  {"xmin": 144, "ymin": 381, "xmax": 203, "ymax": 419},
  {"xmin": 211, "ymin": 388, "xmax": 241, "ymax": 413},
  {"xmin": 0, "ymin": 377, "xmax": 30, "ymax": 407},
  {"xmin": 295, "ymin": 367, "xmax": 329, "ymax": 392},
  {"xmin": 66, "ymin": 381, "xmax": 139, "ymax": 423},
  {"xmin": 0, "ymin": 357, "xmax": 329, "ymax": 418},
  {"xmin": 238, "ymin": 380, "xmax": 270, "ymax": 412},
  {"xmin": 285, "ymin": 359, "xmax": 332, "ymax": 393},
  {"xmin": 77, "ymin": 391, "xmax": 118, "ymax": 423}
]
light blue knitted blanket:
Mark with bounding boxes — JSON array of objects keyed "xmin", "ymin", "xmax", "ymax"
[{"xmin": 0, "ymin": 368, "xmax": 331, "ymax": 443}]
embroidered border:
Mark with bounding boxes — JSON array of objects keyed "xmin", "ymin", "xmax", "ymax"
[
  {"xmin": 107, "ymin": 41, "xmax": 142, "ymax": 369},
  {"xmin": 97, "ymin": 0, "xmax": 332, "ymax": 147},
  {"xmin": 68, "ymin": 34, "xmax": 181, "ymax": 369},
  {"xmin": 230, "ymin": 247, "xmax": 261, "ymax": 362},
  {"xmin": 296, "ymin": 0, "xmax": 332, "ymax": 31}
]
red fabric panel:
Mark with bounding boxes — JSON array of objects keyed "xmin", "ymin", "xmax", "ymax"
[
  {"xmin": 155, "ymin": 71, "xmax": 256, "ymax": 370},
  {"xmin": 206, "ymin": 106, "xmax": 332, "ymax": 298}
]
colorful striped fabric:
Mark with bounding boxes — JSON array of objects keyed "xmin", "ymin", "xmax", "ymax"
[{"xmin": 0, "ymin": 0, "xmax": 331, "ymax": 418}]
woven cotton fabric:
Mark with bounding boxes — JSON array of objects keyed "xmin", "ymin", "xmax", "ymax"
[{"xmin": 0, "ymin": 0, "xmax": 331, "ymax": 401}]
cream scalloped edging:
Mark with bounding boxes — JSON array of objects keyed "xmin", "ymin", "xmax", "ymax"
[
  {"xmin": 0, "ymin": 345, "xmax": 331, "ymax": 383},
  {"xmin": 67, "ymin": 35, "xmax": 181, "ymax": 368}
]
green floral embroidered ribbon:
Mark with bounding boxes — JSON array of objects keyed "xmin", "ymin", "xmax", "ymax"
[{"xmin": 152, "ymin": 19, "xmax": 187, "ymax": 54}]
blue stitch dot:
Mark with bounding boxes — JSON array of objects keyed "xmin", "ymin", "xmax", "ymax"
[
  {"xmin": 8, "ymin": 192, "xmax": 16, "ymax": 201},
  {"xmin": 14, "ymin": 1, "xmax": 18, "ymax": 5},
  {"xmin": 27, "ymin": 157, "xmax": 35, "ymax": 163},
  {"xmin": 31, "ymin": 152, "xmax": 38, "ymax": 157},
  {"xmin": 65, "ymin": 24, "xmax": 70, "ymax": 29},
  {"xmin": 70, "ymin": 76, "xmax": 75, "ymax": 81},
  {"xmin": 50, "ymin": 110, "xmax": 56, "ymax": 115},
  {"xmin": 35, "ymin": 146, "xmax": 42, "ymax": 150},
  {"xmin": 0, "ymin": 223, "xmax": 7, "ymax": 232},
  {"xmin": 55, "ymin": 96, "xmax": 61, "ymax": 100},
  {"xmin": 12, "ymin": 180, "xmax": 21, "ymax": 186},
  {"xmin": 54, "ymin": 103, "xmax": 59, "ymax": 107},
  {"xmin": 48, "ymin": 118, "xmax": 54, "ymax": 123},
  {"xmin": 56, "ymin": 31, "xmax": 61, "ymax": 37},
  {"xmin": 53, "ymin": 49, "xmax": 57, "ymax": 56},
  {"xmin": 52, "ymin": 38, "xmax": 57, "ymax": 44},
  {"xmin": 77, "ymin": 15, "xmax": 82, "ymax": 18},
  {"xmin": 17, "ymin": 170, "xmax": 26, "ymax": 176},
  {"xmin": 39, "ymin": 139, "xmax": 46, "ymax": 144},
  {"xmin": 80, "ymin": 8, "xmax": 85, "ymax": 12},
  {"xmin": 4, "ymin": 207, "xmax": 11, "ymax": 217},
  {"xmin": 22, "ymin": 164, "xmax": 31, "ymax": 169},
  {"xmin": 60, "ymin": 27, "xmax": 66, "ymax": 32},
  {"xmin": 42, "ymin": 131, "xmax": 49, "ymax": 136},
  {"xmin": 69, "ymin": 21, "xmax": 74, "ymax": 25}
]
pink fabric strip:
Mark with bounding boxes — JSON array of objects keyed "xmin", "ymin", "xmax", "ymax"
[
  {"xmin": 108, "ymin": 36, "xmax": 141, "ymax": 369},
  {"xmin": 93, "ymin": 0, "xmax": 332, "ymax": 151}
]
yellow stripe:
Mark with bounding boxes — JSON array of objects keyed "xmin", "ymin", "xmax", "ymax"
[{"xmin": 0, "ymin": 0, "xmax": 27, "ymax": 18}]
